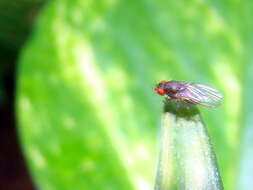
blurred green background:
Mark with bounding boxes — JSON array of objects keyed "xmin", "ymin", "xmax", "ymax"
[{"xmin": 1, "ymin": 0, "xmax": 253, "ymax": 189}]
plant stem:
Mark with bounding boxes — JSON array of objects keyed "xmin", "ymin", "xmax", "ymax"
[{"xmin": 154, "ymin": 100, "xmax": 223, "ymax": 190}]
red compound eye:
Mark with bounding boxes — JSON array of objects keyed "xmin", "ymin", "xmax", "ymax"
[{"xmin": 155, "ymin": 88, "xmax": 166, "ymax": 95}]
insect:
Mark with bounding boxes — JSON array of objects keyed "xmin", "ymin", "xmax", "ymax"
[{"xmin": 154, "ymin": 80, "xmax": 223, "ymax": 107}]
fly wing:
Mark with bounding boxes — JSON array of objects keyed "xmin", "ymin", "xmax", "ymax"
[{"xmin": 177, "ymin": 82, "xmax": 223, "ymax": 107}]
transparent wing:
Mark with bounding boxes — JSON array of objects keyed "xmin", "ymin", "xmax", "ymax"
[{"xmin": 178, "ymin": 82, "xmax": 223, "ymax": 107}]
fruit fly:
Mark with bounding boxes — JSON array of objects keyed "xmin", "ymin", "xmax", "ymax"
[{"xmin": 154, "ymin": 80, "xmax": 223, "ymax": 107}]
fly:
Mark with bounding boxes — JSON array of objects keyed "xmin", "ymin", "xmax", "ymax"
[{"xmin": 154, "ymin": 80, "xmax": 223, "ymax": 108}]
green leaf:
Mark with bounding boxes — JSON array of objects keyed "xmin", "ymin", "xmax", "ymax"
[
  {"xmin": 155, "ymin": 101, "xmax": 223, "ymax": 190},
  {"xmin": 16, "ymin": 0, "xmax": 244, "ymax": 189}
]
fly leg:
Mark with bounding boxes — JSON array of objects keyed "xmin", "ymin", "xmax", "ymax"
[{"xmin": 163, "ymin": 96, "xmax": 171, "ymax": 104}]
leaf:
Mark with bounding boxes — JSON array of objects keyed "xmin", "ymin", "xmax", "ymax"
[
  {"xmin": 16, "ymin": 0, "xmax": 242, "ymax": 189},
  {"xmin": 155, "ymin": 101, "xmax": 223, "ymax": 190}
]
